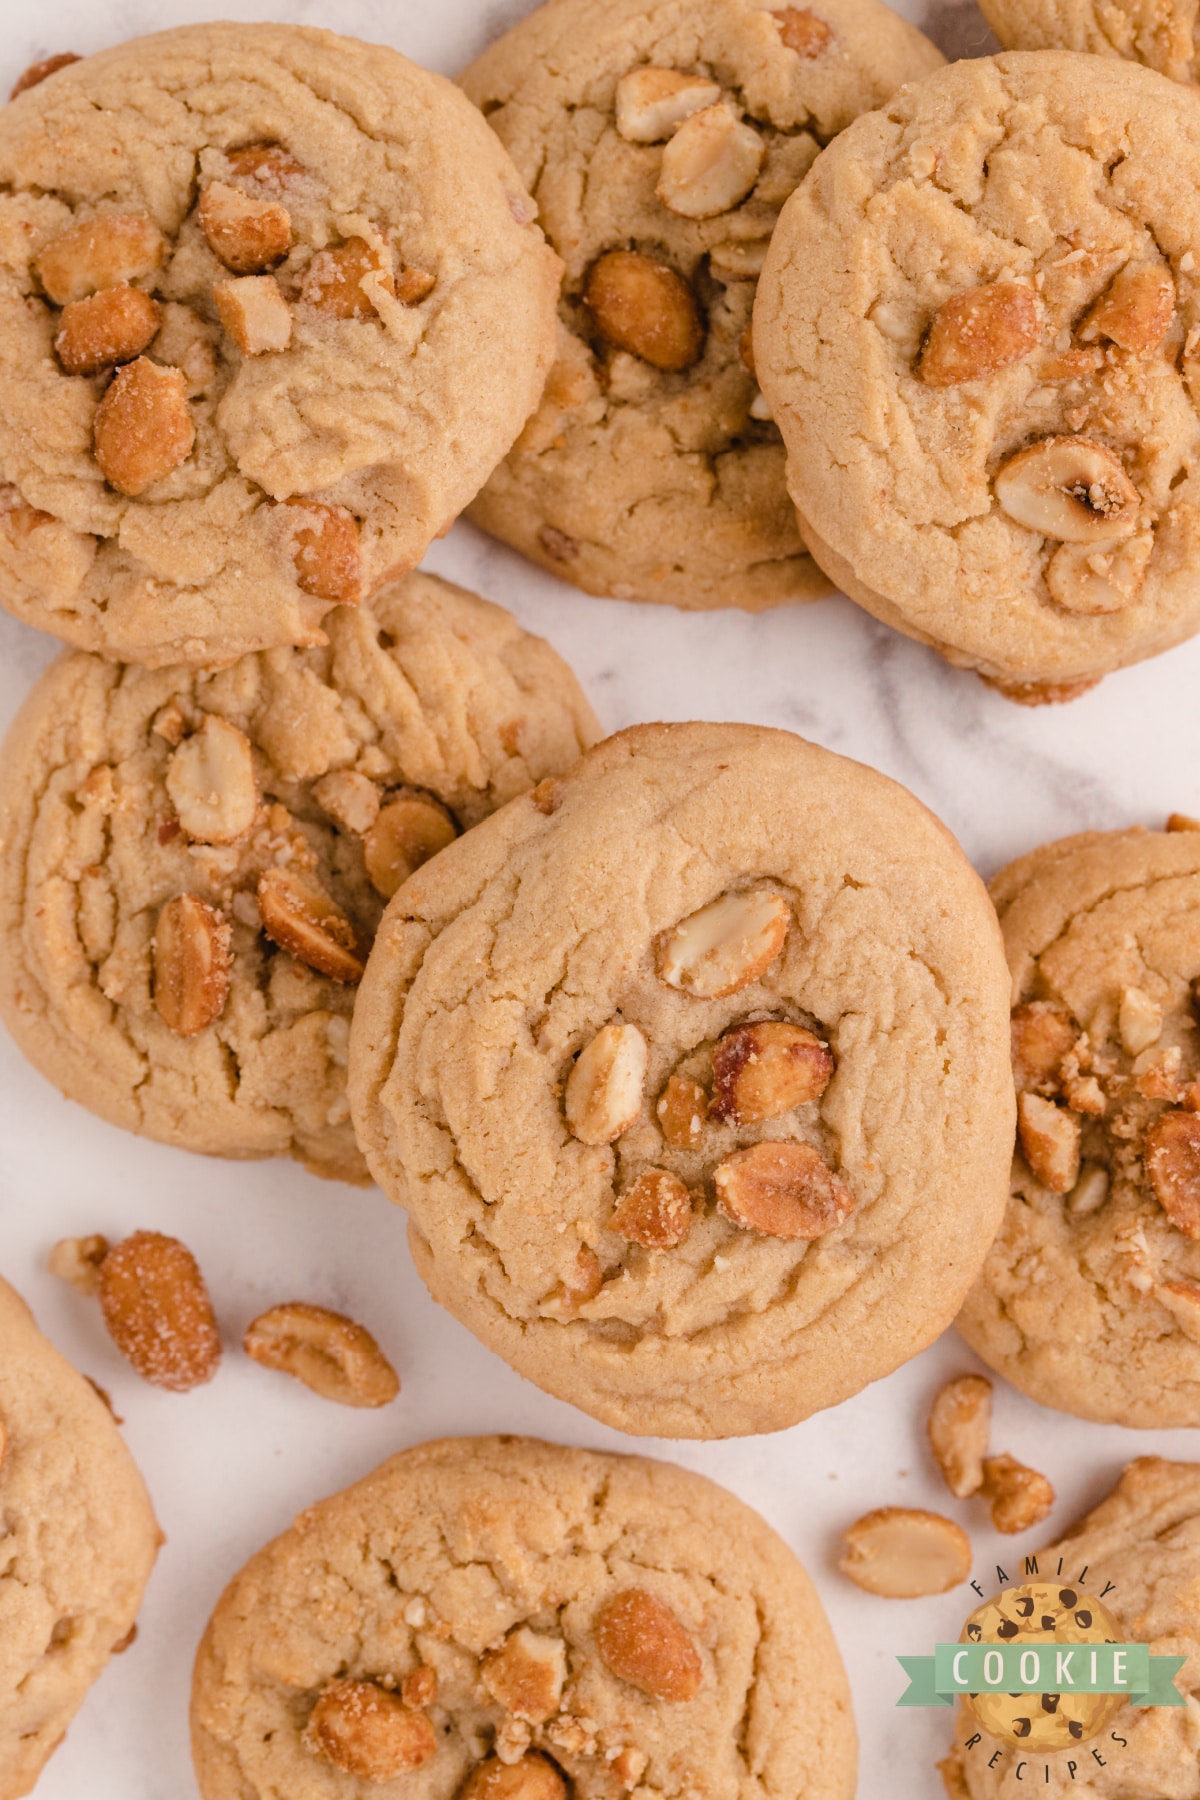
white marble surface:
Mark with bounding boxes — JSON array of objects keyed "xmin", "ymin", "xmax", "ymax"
[{"xmin": 1, "ymin": 4, "xmax": 1198, "ymax": 1798}]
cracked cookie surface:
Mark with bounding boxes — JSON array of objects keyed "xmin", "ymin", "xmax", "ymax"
[
  {"xmin": 0, "ymin": 1273, "xmax": 159, "ymax": 1800},
  {"xmin": 755, "ymin": 51, "xmax": 1200, "ymax": 695},
  {"xmin": 940, "ymin": 1457, "xmax": 1200, "ymax": 1798},
  {"xmin": 0, "ymin": 22, "xmax": 560, "ymax": 665},
  {"xmin": 958, "ymin": 824, "xmax": 1200, "ymax": 1428},
  {"xmin": 190, "ymin": 1433, "xmax": 856, "ymax": 1800},
  {"xmin": 0, "ymin": 570, "xmax": 598, "ymax": 1183},
  {"xmin": 460, "ymin": 0, "xmax": 941, "ymax": 613},
  {"xmin": 979, "ymin": 0, "xmax": 1200, "ymax": 86},
  {"xmin": 348, "ymin": 721, "xmax": 1013, "ymax": 1437}
]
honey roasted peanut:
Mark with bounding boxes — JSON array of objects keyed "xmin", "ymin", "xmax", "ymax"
[
  {"xmin": 243, "ymin": 1302, "xmax": 399, "ymax": 1407},
  {"xmin": 198, "ymin": 181, "xmax": 291, "ymax": 273},
  {"xmin": 920, "ymin": 281, "xmax": 1039, "ymax": 386},
  {"xmin": 657, "ymin": 890, "xmax": 790, "ymax": 998},
  {"xmin": 610, "ymin": 1169, "xmax": 694, "ymax": 1248},
  {"xmin": 300, "ymin": 236, "xmax": 395, "ymax": 318},
  {"xmin": 34, "ymin": 212, "xmax": 164, "ymax": 306},
  {"xmin": 153, "ymin": 894, "xmax": 232, "ymax": 1037},
  {"xmin": 1016, "ymin": 1092, "xmax": 1081, "ymax": 1194},
  {"xmin": 595, "ymin": 1588, "xmax": 702, "ymax": 1701},
  {"xmin": 93, "ymin": 358, "xmax": 195, "ymax": 496},
  {"xmin": 564, "ymin": 1022, "xmax": 647, "ymax": 1144},
  {"xmin": 165, "ymin": 715, "xmax": 258, "ymax": 844},
  {"xmin": 363, "ymin": 792, "xmax": 458, "ymax": 899},
  {"xmin": 312, "ymin": 769, "xmax": 381, "ymax": 836},
  {"xmin": 1047, "ymin": 534, "xmax": 1152, "ymax": 615},
  {"xmin": 1144, "ymin": 1109, "xmax": 1200, "ymax": 1237},
  {"xmin": 283, "ymin": 499, "xmax": 362, "ymax": 605},
  {"xmin": 225, "ymin": 141, "xmax": 308, "ymax": 190},
  {"xmin": 460, "ymin": 1754, "xmax": 567, "ymax": 1799},
  {"xmin": 213, "ymin": 275, "xmax": 292, "ymax": 355},
  {"xmin": 1080, "ymin": 263, "xmax": 1175, "ymax": 355},
  {"xmin": 584, "ymin": 251, "xmax": 704, "ymax": 373},
  {"xmin": 927, "ymin": 1373, "xmax": 993, "ymax": 1499},
  {"xmin": 1010, "ymin": 1002, "xmax": 1076, "ymax": 1094},
  {"xmin": 614, "ymin": 67, "xmax": 721, "ymax": 143},
  {"xmin": 995, "ymin": 437, "xmax": 1140, "ymax": 543},
  {"xmin": 711, "ymin": 1020, "xmax": 833, "ymax": 1123},
  {"xmin": 656, "ymin": 1074, "xmax": 709, "ymax": 1147},
  {"xmin": 981, "ymin": 1453, "xmax": 1055, "ymax": 1534},
  {"xmin": 481, "ymin": 1626, "xmax": 567, "ymax": 1723},
  {"xmin": 257, "ymin": 868, "xmax": 364, "ymax": 983},
  {"xmin": 771, "ymin": 7, "xmax": 835, "ymax": 55},
  {"xmin": 656, "ymin": 104, "xmax": 764, "ymax": 219},
  {"xmin": 714, "ymin": 1140, "xmax": 855, "ymax": 1239},
  {"xmin": 97, "ymin": 1230, "xmax": 221, "ymax": 1391},
  {"xmin": 303, "ymin": 1679, "xmax": 436, "ymax": 1780},
  {"xmin": 54, "ymin": 284, "xmax": 161, "ymax": 376},
  {"xmin": 839, "ymin": 1507, "xmax": 972, "ymax": 1597}
]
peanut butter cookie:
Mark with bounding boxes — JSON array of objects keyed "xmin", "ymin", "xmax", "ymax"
[
  {"xmin": 0, "ymin": 572, "xmax": 598, "ymax": 1183},
  {"xmin": 460, "ymin": 0, "xmax": 942, "ymax": 612},
  {"xmin": 0, "ymin": 1273, "xmax": 159, "ymax": 1800},
  {"xmin": 940, "ymin": 1458, "xmax": 1200, "ymax": 1798},
  {"xmin": 191, "ymin": 1434, "xmax": 857, "ymax": 1800},
  {"xmin": 755, "ymin": 51, "xmax": 1200, "ymax": 699},
  {"xmin": 349, "ymin": 722, "xmax": 1014, "ymax": 1437},
  {"xmin": 0, "ymin": 23, "xmax": 559, "ymax": 664},
  {"xmin": 959, "ymin": 823, "xmax": 1200, "ymax": 1427},
  {"xmin": 979, "ymin": 0, "xmax": 1200, "ymax": 85}
]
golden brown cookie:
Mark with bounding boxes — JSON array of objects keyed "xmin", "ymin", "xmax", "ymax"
[{"xmin": 979, "ymin": 0, "xmax": 1200, "ymax": 85}]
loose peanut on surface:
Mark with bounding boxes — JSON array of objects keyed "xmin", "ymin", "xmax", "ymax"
[
  {"xmin": 54, "ymin": 284, "xmax": 161, "ymax": 376},
  {"xmin": 34, "ymin": 212, "xmax": 164, "ymax": 306},
  {"xmin": 564, "ymin": 1022, "xmax": 647, "ymax": 1144},
  {"xmin": 615, "ymin": 67, "xmax": 721, "ymax": 143},
  {"xmin": 97, "ymin": 1230, "xmax": 221, "ymax": 1392},
  {"xmin": 257, "ymin": 867, "xmax": 364, "ymax": 983},
  {"xmin": 93, "ymin": 357, "xmax": 195, "ymax": 496},
  {"xmin": 584, "ymin": 251, "xmax": 704, "ymax": 373},
  {"xmin": 657, "ymin": 890, "xmax": 790, "ymax": 998},
  {"xmin": 919, "ymin": 282, "xmax": 1038, "ymax": 386},
  {"xmin": 1016, "ymin": 1092, "xmax": 1081, "ymax": 1194},
  {"xmin": 481, "ymin": 1627, "xmax": 567, "ymax": 1723},
  {"xmin": 1080, "ymin": 263, "xmax": 1174, "ymax": 354},
  {"xmin": 303, "ymin": 1679, "xmax": 436, "ymax": 1780},
  {"xmin": 994, "ymin": 437, "xmax": 1140, "ymax": 543},
  {"xmin": 927, "ymin": 1374, "xmax": 993, "ymax": 1499},
  {"xmin": 198, "ymin": 181, "xmax": 291, "ymax": 273},
  {"xmin": 714, "ymin": 1140, "xmax": 855, "ymax": 1239},
  {"xmin": 460, "ymin": 1754, "xmax": 567, "ymax": 1799},
  {"xmin": 283, "ymin": 499, "xmax": 362, "ymax": 605},
  {"xmin": 611, "ymin": 1169, "xmax": 694, "ymax": 1248},
  {"xmin": 711, "ymin": 1020, "xmax": 833, "ymax": 1123},
  {"xmin": 595, "ymin": 1589, "xmax": 702, "ymax": 1701},
  {"xmin": 981, "ymin": 1454, "xmax": 1055, "ymax": 1534},
  {"xmin": 839, "ymin": 1508, "xmax": 972, "ymax": 1598},
  {"xmin": 48, "ymin": 1234, "xmax": 111, "ymax": 1297},
  {"xmin": 153, "ymin": 894, "xmax": 232, "ymax": 1037},
  {"xmin": 1144, "ymin": 1109, "xmax": 1200, "ymax": 1237},
  {"xmin": 243, "ymin": 1302, "xmax": 399, "ymax": 1407},
  {"xmin": 300, "ymin": 236, "xmax": 395, "ymax": 317},
  {"xmin": 656, "ymin": 1074, "xmax": 709, "ymax": 1147},
  {"xmin": 656, "ymin": 104, "xmax": 764, "ymax": 219},
  {"xmin": 363, "ymin": 792, "xmax": 457, "ymax": 899},
  {"xmin": 165, "ymin": 715, "xmax": 258, "ymax": 844},
  {"xmin": 213, "ymin": 274, "xmax": 292, "ymax": 354}
]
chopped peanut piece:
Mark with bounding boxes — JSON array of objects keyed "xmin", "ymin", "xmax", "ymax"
[
  {"xmin": 93, "ymin": 358, "xmax": 195, "ymax": 496},
  {"xmin": 595, "ymin": 1589, "xmax": 702, "ymax": 1701},
  {"xmin": 1119, "ymin": 984, "xmax": 1163, "ymax": 1056},
  {"xmin": 153, "ymin": 895, "xmax": 232, "ymax": 1037},
  {"xmin": 243, "ymin": 1303, "xmax": 398, "ymax": 1407},
  {"xmin": 1168, "ymin": 812, "xmax": 1200, "ymax": 832},
  {"xmin": 363, "ymin": 792, "xmax": 457, "ymax": 899},
  {"xmin": 1080, "ymin": 263, "xmax": 1174, "ymax": 354},
  {"xmin": 54, "ymin": 284, "xmax": 160, "ymax": 376},
  {"xmin": 981, "ymin": 1454, "xmax": 1055, "ymax": 1535},
  {"xmin": 1067, "ymin": 1161, "xmax": 1110, "ymax": 1217},
  {"xmin": 544, "ymin": 1244, "xmax": 604, "ymax": 1317},
  {"xmin": 460, "ymin": 1754, "xmax": 567, "ymax": 1799},
  {"xmin": 34, "ymin": 212, "xmax": 164, "ymax": 306},
  {"xmin": 995, "ymin": 437, "xmax": 1140, "ymax": 543},
  {"xmin": 1010, "ymin": 1001, "xmax": 1075, "ymax": 1094},
  {"xmin": 400, "ymin": 1667, "xmax": 437, "ymax": 1709},
  {"xmin": 1144, "ymin": 1109, "xmax": 1200, "ymax": 1237},
  {"xmin": 711, "ymin": 1020, "xmax": 833, "ymax": 1123},
  {"xmin": 564, "ymin": 1022, "xmax": 647, "ymax": 1144},
  {"xmin": 657, "ymin": 104, "xmax": 764, "ymax": 219},
  {"xmin": 840, "ymin": 1508, "xmax": 971, "ymax": 1597},
  {"xmin": 927, "ymin": 1374, "xmax": 993, "ymax": 1499},
  {"xmin": 1158, "ymin": 1280, "xmax": 1200, "ymax": 1343},
  {"xmin": 612, "ymin": 1747, "xmax": 649, "ymax": 1790},
  {"xmin": 165, "ymin": 715, "xmax": 258, "ymax": 844},
  {"xmin": 283, "ymin": 499, "xmax": 362, "ymax": 605},
  {"xmin": 303, "ymin": 1679, "xmax": 436, "ymax": 1780},
  {"xmin": 1047, "ymin": 533, "xmax": 1152, "ymax": 615},
  {"xmin": 198, "ymin": 181, "xmax": 291, "ymax": 273},
  {"xmin": 1064, "ymin": 1073, "xmax": 1105, "ymax": 1115},
  {"xmin": 481, "ymin": 1627, "xmax": 567, "ymax": 1723},
  {"xmin": 611, "ymin": 1169, "xmax": 694, "ymax": 1248},
  {"xmin": 48, "ymin": 1234, "xmax": 111, "ymax": 1297},
  {"xmin": 225, "ymin": 141, "xmax": 307, "ymax": 190},
  {"xmin": 10, "ymin": 51, "xmax": 81, "ymax": 98},
  {"xmin": 714, "ymin": 1140, "xmax": 855, "ymax": 1239},
  {"xmin": 771, "ymin": 7, "xmax": 834, "ymax": 55},
  {"xmin": 615, "ymin": 67, "xmax": 721, "ymax": 143},
  {"xmin": 300, "ymin": 236, "xmax": 395, "ymax": 318},
  {"xmin": 1017, "ymin": 1092, "xmax": 1081, "ymax": 1193},
  {"xmin": 213, "ymin": 275, "xmax": 292, "ymax": 354},
  {"xmin": 312, "ymin": 769, "xmax": 381, "ymax": 836},
  {"xmin": 395, "ymin": 266, "xmax": 436, "ymax": 305},
  {"xmin": 584, "ymin": 251, "xmax": 704, "ymax": 372},
  {"xmin": 656, "ymin": 1074, "xmax": 709, "ymax": 1147},
  {"xmin": 257, "ymin": 868, "xmax": 363, "ymax": 983},
  {"xmin": 97, "ymin": 1231, "xmax": 221, "ymax": 1392},
  {"xmin": 920, "ymin": 282, "xmax": 1039, "ymax": 386},
  {"xmin": 657, "ymin": 890, "xmax": 789, "ymax": 998}
]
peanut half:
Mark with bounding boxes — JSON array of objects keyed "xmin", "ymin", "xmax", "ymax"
[
  {"xmin": 97, "ymin": 1230, "xmax": 221, "ymax": 1391},
  {"xmin": 711, "ymin": 1020, "xmax": 833, "ymax": 1123},
  {"xmin": 34, "ymin": 212, "xmax": 164, "ymax": 306},
  {"xmin": 460, "ymin": 1754, "xmax": 567, "ymax": 1799},
  {"xmin": 55, "ymin": 284, "xmax": 160, "ymax": 376},
  {"xmin": 927, "ymin": 1374, "xmax": 993, "ymax": 1499},
  {"xmin": 919, "ymin": 282, "xmax": 1038, "ymax": 386},
  {"xmin": 656, "ymin": 104, "xmax": 764, "ymax": 219},
  {"xmin": 657, "ymin": 890, "xmax": 789, "ymax": 998},
  {"xmin": 165, "ymin": 715, "xmax": 258, "ymax": 844},
  {"xmin": 243, "ymin": 1302, "xmax": 398, "ymax": 1407},
  {"xmin": 363, "ymin": 792, "xmax": 457, "ymax": 900},
  {"xmin": 610, "ymin": 1169, "xmax": 694, "ymax": 1248},
  {"xmin": 615, "ymin": 67, "xmax": 721, "ymax": 143},
  {"xmin": 1144, "ymin": 1109, "xmax": 1200, "ymax": 1237},
  {"xmin": 93, "ymin": 357, "xmax": 195, "ymax": 496},
  {"xmin": 981, "ymin": 1454, "xmax": 1055, "ymax": 1535},
  {"xmin": 714, "ymin": 1140, "xmax": 854, "ymax": 1239},
  {"xmin": 994, "ymin": 437, "xmax": 1140, "ymax": 543},
  {"xmin": 595, "ymin": 1589, "xmax": 702, "ymax": 1702},
  {"xmin": 584, "ymin": 251, "xmax": 704, "ymax": 373},
  {"xmin": 257, "ymin": 868, "xmax": 364, "ymax": 983},
  {"xmin": 839, "ymin": 1508, "xmax": 972, "ymax": 1598},
  {"xmin": 564, "ymin": 1022, "xmax": 647, "ymax": 1145},
  {"xmin": 1046, "ymin": 533, "xmax": 1152, "ymax": 615},
  {"xmin": 303, "ymin": 1679, "xmax": 436, "ymax": 1781},
  {"xmin": 481, "ymin": 1627, "xmax": 567, "ymax": 1723},
  {"xmin": 153, "ymin": 895, "xmax": 232, "ymax": 1037}
]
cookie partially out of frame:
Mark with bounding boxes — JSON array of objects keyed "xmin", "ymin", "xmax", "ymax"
[
  {"xmin": 461, "ymin": 0, "xmax": 942, "ymax": 612},
  {"xmin": 0, "ymin": 23, "xmax": 559, "ymax": 664},
  {"xmin": 0, "ymin": 571, "xmax": 598, "ymax": 1183},
  {"xmin": 191, "ymin": 1434, "xmax": 857, "ymax": 1800},
  {"xmin": 0, "ymin": 1274, "xmax": 159, "ymax": 1800},
  {"xmin": 349, "ymin": 721, "xmax": 1013, "ymax": 1437},
  {"xmin": 979, "ymin": 0, "xmax": 1200, "ymax": 86}
]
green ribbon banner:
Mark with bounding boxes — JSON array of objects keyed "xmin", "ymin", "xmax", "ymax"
[{"xmin": 896, "ymin": 1644, "xmax": 1187, "ymax": 1709}]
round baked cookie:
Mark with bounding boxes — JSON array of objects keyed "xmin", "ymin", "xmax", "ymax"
[
  {"xmin": 0, "ymin": 571, "xmax": 598, "ymax": 1183},
  {"xmin": 958, "ymin": 823, "xmax": 1200, "ymax": 1428},
  {"xmin": 940, "ymin": 1457, "xmax": 1200, "ymax": 1799},
  {"xmin": 460, "ymin": 0, "xmax": 942, "ymax": 613},
  {"xmin": 0, "ymin": 24, "xmax": 560, "ymax": 666},
  {"xmin": 0, "ymin": 1273, "xmax": 159, "ymax": 1800},
  {"xmin": 755, "ymin": 51, "xmax": 1200, "ymax": 701},
  {"xmin": 979, "ymin": 0, "xmax": 1200, "ymax": 86},
  {"xmin": 349, "ymin": 721, "xmax": 1014, "ymax": 1437},
  {"xmin": 191, "ymin": 1434, "xmax": 857, "ymax": 1800}
]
